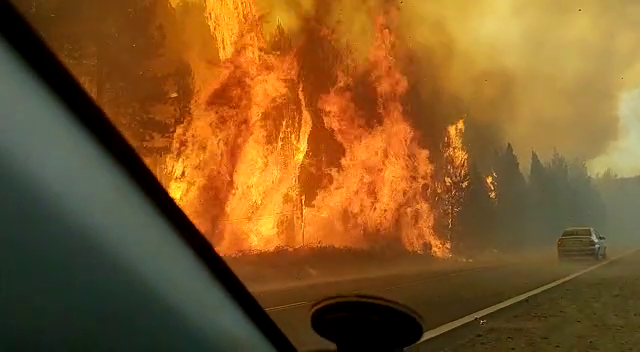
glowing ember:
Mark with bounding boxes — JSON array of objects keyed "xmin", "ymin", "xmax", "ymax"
[
  {"xmin": 486, "ymin": 172, "xmax": 497, "ymax": 200},
  {"xmin": 165, "ymin": 1, "xmax": 454, "ymax": 257}
]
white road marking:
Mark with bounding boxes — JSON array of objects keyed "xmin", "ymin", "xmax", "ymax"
[
  {"xmin": 264, "ymin": 301, "xmax": 310, "ymax": 312},
  {"xmin": 416, "ymin": 249, "xmax": 637, "ymax": 344}
]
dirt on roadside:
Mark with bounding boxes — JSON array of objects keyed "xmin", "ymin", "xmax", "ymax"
[{"xmin": 436, "ymin": 251, "xmax": 640, "ymax": 352}]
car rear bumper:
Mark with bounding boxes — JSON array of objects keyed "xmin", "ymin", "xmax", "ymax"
[{"xmin": 558, "ymin": 247, "xmax": 598, "ymax": 257}]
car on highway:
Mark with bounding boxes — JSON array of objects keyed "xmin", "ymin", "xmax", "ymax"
[{"xmin": 557, "ymin": 227, "xmax": 607, "ymax": 261}]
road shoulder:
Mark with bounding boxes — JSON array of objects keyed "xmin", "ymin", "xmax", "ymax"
[{"xmin": 418, "ymin": 251, "xmax": 640, "ymax": 352}]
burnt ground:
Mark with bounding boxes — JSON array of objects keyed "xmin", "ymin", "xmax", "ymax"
[{"xmin": 420, "ymin": 250, "xmax": 640, "ymax": 352}]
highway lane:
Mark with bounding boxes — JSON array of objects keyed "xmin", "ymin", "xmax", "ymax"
[
  {"xmin": 253, "ymin": 251, "xmax": 612, "ymax": 351},
  {"xmin": 254, "ymin": 263, "xmax": 496, "ymax": 311},
  {"xmin": 419, "ymin": 249, "xmax": 639, "ymax": 352}
]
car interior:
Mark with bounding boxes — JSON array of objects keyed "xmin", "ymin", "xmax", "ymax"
[{"xmin": 0, "ymin": 2, "xmax": 426, "ymax": 351}]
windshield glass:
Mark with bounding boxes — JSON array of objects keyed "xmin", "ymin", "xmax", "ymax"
[
  {"xmin": 561, "ymin": 229, "xmax": 592, "ymax": 237},
  {"xmin": 10, "ymin": 0, "xmax": 640, "ymax": 350}
]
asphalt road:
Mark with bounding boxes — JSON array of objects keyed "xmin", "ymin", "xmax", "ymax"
[
  {"xmin": 253, "ymin": 250, "xmax": 615, "ymax": 351},
  {"xmin": 427, "ymin": 249, "xmax": 640, "ymax": 352}
]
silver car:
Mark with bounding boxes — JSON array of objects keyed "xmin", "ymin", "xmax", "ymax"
[{"xmin": 557, "ymin": 227, "xmax": 607, "ymax": 261}]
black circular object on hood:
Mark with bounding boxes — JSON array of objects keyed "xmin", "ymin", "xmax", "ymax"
[{"xmin": 310, "ymin": 294, "xmax": 425, "ymax": 352}]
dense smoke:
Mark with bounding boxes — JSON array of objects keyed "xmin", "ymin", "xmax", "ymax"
[{"xmin": 250, "ymin": 0, "xmax": 640, "ymax": 164}]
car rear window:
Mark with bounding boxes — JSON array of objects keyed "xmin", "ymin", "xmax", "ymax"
[{"xmin": 561, "ymin": 229, "xmax": 592, "ymax": 237}]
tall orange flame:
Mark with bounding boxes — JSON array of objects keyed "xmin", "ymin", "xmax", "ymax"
[
  {"xmin": 166, "ymin": 1, "xmax": 452, "ymax": 257},
  {"xmin": 167, "ymin": 0, "xmax": 310, "ymax": 253},
  {"xmin": 204, "ymin": 0, "xmax": 258, "ymax": 60},
  {"xmin": 306, "ymin": 15, "xmax": 447, "ymax": 255}
]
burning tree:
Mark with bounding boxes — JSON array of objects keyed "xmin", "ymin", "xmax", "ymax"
[
  {"xmin": 21, "ymin": 0, "xmax": 480, "ymax": 258},
  {"xmin": 485, "ymin": 171, "xmax": 497, "ymax": 201},
  {"xmin": 436, "ymin": 119, "xmax": 470, "ymax": 249},
  {"xmin": 18, "ymin": 0, "xmax": 620, "ymax": 260},
  {"xmin": 164, "ymin": 2, "xmax": 452, "ymax": 256}
]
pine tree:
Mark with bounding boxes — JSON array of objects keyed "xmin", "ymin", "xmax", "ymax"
[
  {"xmin": 493, "ymin": 143, "xmax": 528, "ymax": 249},
  {"xmin": 456, "ymin": 163, "xmax": 496, "ymax": 253},
  {"xmin": 568, "ymin": 159, "xmax": 606, "ymax": 231},
  {"xmin": 528, "ymin": 150, "xmax": 552, "ymax": 244},
  {"xmin": 545, "ymin": 151, "xmax": 572, "ymax": 233}
]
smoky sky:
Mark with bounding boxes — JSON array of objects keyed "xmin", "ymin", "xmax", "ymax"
[
  {"xmin": 163, "ymin": 0, "xmax": 640, "ymax": 173},
  {"xmin": 256, "ymin": 0, "xmax": 640, "ymax": 167}
]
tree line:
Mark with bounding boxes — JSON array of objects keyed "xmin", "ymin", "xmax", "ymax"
[{"xmin": 445, "ymin": 143, "xmax": 610, "ymax": 255}]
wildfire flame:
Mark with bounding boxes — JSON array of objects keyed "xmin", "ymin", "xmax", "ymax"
[
  {"xmin": 439, "ymin": 119, "xmax": 469, "ymax": 240},
  {"xmin": 165, "ymin": 1, "xmax": 461, "ymax": 258},
  {"xmin": 167, "ymin": 0, "xmax": 311, "ymax": 253},
  {"xmin": 443, "ymin": 119, "xmax": 469, "ymax": 191},
  {"xmin": 204, "ymin": 0, "xmax": 258, "ymax": 61},
  {"xmin": 306, "ymin": 15, "xmax": 445, "ymax": 255},
  {"xmin": 486, "ymin": 172, "xmax": 497, "ymax": 200}
]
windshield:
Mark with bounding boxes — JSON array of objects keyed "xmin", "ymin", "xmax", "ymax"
[
  {"xmin": 561, "ymin": 229, "xmax": 592, "ymax": 237},
  {"xmin": 10, "ymin": 0, "xmax": 640, "ymax": 350}
]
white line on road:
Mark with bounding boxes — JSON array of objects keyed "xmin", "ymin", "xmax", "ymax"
[
  {"xmin": 416, "ymin": 249, "xmax": 637, "ymax": 344},
  {"xmin": 264, "ymin": 301, "xmax": 310, "ymax": 312}
]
